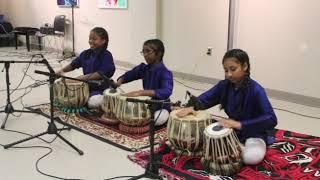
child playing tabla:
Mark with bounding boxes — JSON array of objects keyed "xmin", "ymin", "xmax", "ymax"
[
  {"xmin": 116, "ymin": 39, "xmax": 173, "ymax": 126},
  {"xmin": 177, "ymin": 49, "xmax": 277, "ymax": 165},
  {"xmin": 56, "ymin": 27, "xmax": 115, "ymax": 108}
]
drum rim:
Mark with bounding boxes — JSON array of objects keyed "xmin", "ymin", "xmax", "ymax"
[
  {"xmin": 55, "ymin": 79, "xmax": 88, "ymax": 85},
  {"xmin": 170, "ymin": 110, "xmax": 210, "ymax": 121},
  {"xmin": 103, "ymin": 89, "xmax": 120, "ymax": 96},
  {"xmin": 204, "ymin": 122, "xmax": 232, "ymax": 138},
  {"xmin": 118, "ymin": 95, "xmax": 151, "ymax": 100}
]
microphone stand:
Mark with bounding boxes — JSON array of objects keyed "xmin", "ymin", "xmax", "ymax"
[
  {"xmin": 126, "ymin": 98, "xmax": 174, "ymax": 180},
  {"xmin": 3, "ymin": 67, "xmax": 84, "ymax": 155},
  {"xmin": 0, "ymin": 59, "xmax": 47, "ymax": 129},
  {"xmin": 69, "ymin": 0, "xmax": 76, "ymax": 57}
]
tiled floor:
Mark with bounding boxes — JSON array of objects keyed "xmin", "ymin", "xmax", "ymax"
[{"xmin": 0, "ymin": 47, "xmax": 319, "ymax": 180}]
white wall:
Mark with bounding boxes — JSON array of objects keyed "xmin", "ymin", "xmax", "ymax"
[
  {"xmin": 235, "ymin": 0, "xmax": 320, "ymax": 98},
  {"xmin": 2, "ymin": 0, "xmax": 320, "ymax": 100},
  {"xmin": 0, "ymin": 0, "xmax": 8, "ymax": 18},
  {"xmin": 3, "ymin": 0, "xmax": 157, "ymax": 65},
  {"xmin": 161, "ymin": 0, "xmax": 229, "ymax": 80}
]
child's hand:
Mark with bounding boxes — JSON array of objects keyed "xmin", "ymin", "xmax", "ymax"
[
  {"xmin": 115, "ymin": 79, "xmax": 123, "ymax": 88},
  {"xmin": 176, "ymin": 107, "xmax": 195, "ymax": 118},
  {"xmin": 55, "ymin": 70, "xmax": 64, "ymax": 76},
  {"xmin": 218, "ymin": 118, "xmax": 242, "ymax": 130},
  {"xmin": 122, "ymin": 90, "xmax": 141, "ymax": 97}
]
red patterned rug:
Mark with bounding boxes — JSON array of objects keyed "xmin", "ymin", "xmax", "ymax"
[
  {"xmin": 128, "ymin": 129, "xmax": 320, "ymax": 179},
  {"xmin": 28, "ymin": 104, "xmax": 167, "ymax": 151}
]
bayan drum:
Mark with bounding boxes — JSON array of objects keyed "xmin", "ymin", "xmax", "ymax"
[
  {"xmin": 53, "ymin": 79, "xmax": 89, "ymax": 113},
  {"xmin": 201, "ymin": 122, "xmax": 243, "ymax": 176},
  {"xmin": 116, "ymin": 96, "xmax": 151, "ymax": 134},
  {"xmin": 167, "ymin": 110, "xmax": 211, "ymax": 156}
]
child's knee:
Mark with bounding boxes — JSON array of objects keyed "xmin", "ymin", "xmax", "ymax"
[
  {"xmin": 154, "ymin": 109, "xmax": 169, "ymax": 126},
  {"xmin": 87, "ymin": 94, "xmax": 103, "ymax": 108},
  {"xmin": 242, "ymin": 138, "xmax": 266, "ymax": 165}
]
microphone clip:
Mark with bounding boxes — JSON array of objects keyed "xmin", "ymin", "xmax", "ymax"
[{"xmin": 185, "ymin": 91, "xmax": 202, "ymax": 110}]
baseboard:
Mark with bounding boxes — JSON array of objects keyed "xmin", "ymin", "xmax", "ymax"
[{"xmin": 115, "ymin": 60, "xmax": 320, "ymax": 108}]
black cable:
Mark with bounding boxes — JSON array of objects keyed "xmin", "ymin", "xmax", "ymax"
[
  {"xmin": 104, "ymin": 176, "xmax": 135, "ymax": 180},
  {"xmin": 0, "ymin": 114, "xmax": 79, "ymax": 179},
  {"xmin": 1, "ymin": 128, "xmax": 56, "ymax": 144},
  {"xmin": 9, "ymin": 57, "xmax": 34, "ymax": 95},
  {"xmin": 0, "ymin": 84, "xmax": 33, "ymax": 109},
  {"xmin": 0, "ymin": 143, "xmax": 84, "ymax": 180},
  {"xmin": 34, "ymin": 145, "xmax": 85, "ymax": 180},
  {"xmin": 0, "ymin": 79, "xmax": 48, "ymax": 92},
  {"xmin": 174, "ymin": 78, "xmax": 320, "ymax": 120},
  {"xmin": 174, "ymin": 78, "xmax": 207, "ymax": 91},
  {"xmin": 273, "ymin": 107, "xmax": 320, "ymax": 119},
  {"xmin": 1, "ymin": 113, "xmax": 71, "ymax": 144}
]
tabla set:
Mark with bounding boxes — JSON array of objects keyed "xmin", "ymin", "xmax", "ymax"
[
  {"xmin": 101, "ymin": 89, "xmax": 151, "ymax": 134},
  {"xmin": 53, "ymin": 80, "xmax": 243, "ymax": 175},
  {"xmin": 53, "ymin": 80, "xmax": 152, "ymax": 133},
  {"xmin": 167, "ymin": 110, "xmax": 243, "ymax": 176},
  {"xmin": 53, "ymin": 79, "xmax": 89, "ymax": 113}
]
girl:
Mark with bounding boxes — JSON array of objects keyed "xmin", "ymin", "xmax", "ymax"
[
  {"xmin": 56, "ymin": 27, "xmax": 115, "ymax": 108},
  {"xmin": 177, "ymin": 49, "xmax": 277, "ymax": 165},
  {"xmin": 116, "ymin": 39, "xmax": 173, "ymax": 126}
]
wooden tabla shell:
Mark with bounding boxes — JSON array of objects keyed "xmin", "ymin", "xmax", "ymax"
[
  {"xmin": 53, "ymin": 79, "xmax": 89, "ymax": 108},
  {"xmin": 100, "ymin": 89, "xmax": 120, "ymax": 125},
  {"xmin": 167, "ymin": 110, "xmax": 211, "ymax": 156},
  {"xmin": 115, "ymin": 96, "xmax": 151, "ymax": 127},
  {"xmin": 201, "ymin": 122, "xmax": 243, "ymax": 176}
]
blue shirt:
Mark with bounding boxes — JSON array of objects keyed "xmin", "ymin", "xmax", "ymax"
[
  {"xmin": 71, "ymin": 48, "xmax": 115, "ymax": 96},
  {"xmin": 197, "ymin": 79, "xmax": 277, "ymax": 144},
  {"xmin": 119, "ymin": 62, "xmax": 173, "ymax": 111}
]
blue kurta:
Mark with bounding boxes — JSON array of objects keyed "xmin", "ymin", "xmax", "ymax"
[
  {"xmin": 197, "ymin": 79, "xmax": 277, "ymax": 145},
  {"xmin": 71, "ymin": 48, "xmax": 115, "ymax": 96},
  {"xmin": 118, "ymin": 62, "xmax": 173, "ymax": 111}
]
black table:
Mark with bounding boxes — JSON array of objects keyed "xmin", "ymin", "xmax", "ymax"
[{"xmin": 14, "ymin": 27, "xmax": 42, "ymax": 52}]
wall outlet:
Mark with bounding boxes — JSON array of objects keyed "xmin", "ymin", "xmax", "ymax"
[{"xmin": 206, "ymin": 47, "xmax": 213, "ymax": 56}]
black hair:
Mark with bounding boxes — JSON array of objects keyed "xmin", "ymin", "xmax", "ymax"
[
  {"xmin": 143, "ymin": 39, "xmax": 165, "ymax": 60},
  {"xmin": 222, "ymin": 48, "xmax": 250, "ymax": 75},
  {"xmin": 91, "ymin": 27, "xmax": 109, "ymax": 49},
  {"xmin": 84, "ymin": 27, "xmax": 109, "ymax": 60},
  {"xmin": 220, "ymin": 49, "xmax": 251, "ymax": 113}
]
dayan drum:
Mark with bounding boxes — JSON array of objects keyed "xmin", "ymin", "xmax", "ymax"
[
  {"xmin": 201, "ymin": 122, "xmax": 243, "ymax": 176},
  {"xmin": 53, "ymin": 79, "xmax": 89, "ymax": 112},
  {"xmin": 167, "ymin": 110, "xmax": 211, "ymax": 156},
  {"xmin": 100, "ymin": 89, "xmax": 120, "ymax": 125},
  {"xmin": 116, "ymin": 96, "xmax": 151, "ymax": 134}
]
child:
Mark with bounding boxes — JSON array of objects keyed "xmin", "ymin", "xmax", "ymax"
[
  {"xmin": 56, "ymin": 27, "xmax": 115, "ymax": 108},
  {"xmin": 116, "ymin": 39, "xmax": 173, "ymax": 126},
  {"xmin": 177, "ymin": 49, "xmax": 277, "ymax": 165}
]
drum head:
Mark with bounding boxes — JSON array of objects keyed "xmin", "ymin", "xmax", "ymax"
[
  {"xmin": 170, "ymin": 110, "xmax": 210, "ymax": 122},
  {"xmin": 56, "ymin": 78, "xmax": 86, "ymax": 85},
  {"xmin": 204, "ymin": 122, "xmax": 232, "ymax": 138},
  {"xmin": 103, "ymin": 88, "xmax": 120, "ymax": 96}
]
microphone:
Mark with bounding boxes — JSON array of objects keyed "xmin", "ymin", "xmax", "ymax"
[
  {"xmin": 87, "ymin": 80, "xmax": 103, "ymax": 86},
  {"xmin": 185, "ymin": 91, "xmax": 203, "ymax": 110},
  {"xmin": 41, "ymin": 58, "xmax": 55, "ymax": 73},
  {"xmin": 99, "ymin": 73, "xmax": 118, "ymax": 89}
]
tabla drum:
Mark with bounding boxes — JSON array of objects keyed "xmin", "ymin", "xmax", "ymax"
[
  {"xmin": 115, "ymin": 96, "xmax": 151, "ymax": 134},
  {"xmin": 100, "ymin": 89, "xmax": 120, "ymax": 125},
  {"xmin": 167, "ymin": 110, "xmax": 211, "ymax": 156},
  {"xmin": 201, "ymin": 122, "xmax": 243, "ymax": 176},
  {"xmin": 53, "ymin": 79, "xmax": 89, "ymax": 113}
]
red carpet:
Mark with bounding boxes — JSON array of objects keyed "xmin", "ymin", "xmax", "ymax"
[
  {"xmin": 33, "ymin": 105, "xmax": 167, "ymax": 151},
  {"xmin": 128, "ymin": 129, "xmax": 320, "ymax": 179}
]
